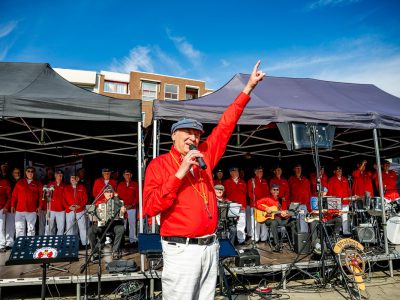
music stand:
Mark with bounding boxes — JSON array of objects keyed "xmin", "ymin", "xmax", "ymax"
[{"xmin": 6, "ymin": 235, "xmax": 79, "ymax": 300}]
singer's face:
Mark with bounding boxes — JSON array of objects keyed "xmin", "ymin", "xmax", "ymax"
[
  {"xmin": 25, "ymin": 168, "xmax": 35, "ymax": 179},
  {"xmin": 172, "ymin": 128, "xmax": 201, "ymax": 154},
  {"xmin": 102, "ymin": 171, "xmax": 111, "ymax": 180},
  {"xmin": 104, "ymin": 191, "xmax": 113, "ymax": 199}
]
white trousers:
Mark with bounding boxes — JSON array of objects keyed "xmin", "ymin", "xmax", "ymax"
[
  {"xmin": 5, "ymin": 212, "xmax": 15, "ymax": 247},
  {"xmin": 342, "ymin": 205, "xmax": 351, "ymax": 235},
  {"xmin": 126, "ymin": 209, "xmax": 137, "ymax": 243},
  {"xmin": 161, "ymin": 238, "xmax": 219, "ymax": 300},
  {"xmin": 65, "ymin": 211, "xmax": 87, "ymax": 245},
  {"xmin": 246, "ymin": 207, "xmax": 267, "ymax": 242},
  {"xmin": 236, "ymin": 210, "xmax": 247, "ymax": 244},
  {"xmin": 45, "ymin": 211, "xmax": 65, "ymax": 235},
  {"xmin": 15, "ymin": 212, "xmax": 37, "ymax": 237},
  {"xmin": 0, "ymin": 209, "xmax": 6, "ymax": 248}
]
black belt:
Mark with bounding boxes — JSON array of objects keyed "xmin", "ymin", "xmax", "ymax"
[{"xmin": 162, "ymin": 235, "xmax": 216, "ymax": 246}]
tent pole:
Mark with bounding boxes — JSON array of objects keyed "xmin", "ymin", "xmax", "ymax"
[
  {"xmin": 138, "ymin": 120, "xmax": 146, "ymax": 273},
  {"xmin": 373, "ymin": 128, "xmax": 393, "ymax": 277},
  {"xmin": 151, "ymin": 119, "xmax": 158, "ymax": 233}
]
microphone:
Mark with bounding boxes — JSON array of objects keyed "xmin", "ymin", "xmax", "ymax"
[
  {"xmin": 189, "ymin": 144, "xmax": 207, "ymax": 170},
  {"xmin": 49, "ymin": 185, "xmax": 54, "ymax": 192},
  {"xmin": 347, "ymin": 175, "xmax": 352, "ymax": 181}
]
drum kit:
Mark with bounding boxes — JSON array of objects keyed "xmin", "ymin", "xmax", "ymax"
[{"xmin": 349, "ymin": 195, "xmax": 400, "ymax": 245}]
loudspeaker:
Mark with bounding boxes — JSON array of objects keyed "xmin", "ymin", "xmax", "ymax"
[
  {"xmin": 294, "ymin": 232, "xmax": 311, "ymax": 254},
  {"xmin": 234, "ymin": 248, "xmax": 260, "ymax": 267},
  {"xmin": 357, "ymin": 224, "xmax": 376, "ymax": 243}
]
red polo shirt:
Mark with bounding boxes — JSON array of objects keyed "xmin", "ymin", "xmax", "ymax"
[
  {"xmin": 117, "ymin": 180, "xmax": 139, "ymax": 207},
  {"xmin": 63, "ymin": 183, "xmax": 88, "ymax": 213},
  {"xmin": 12, "ymin": 178, "xmax": 42, "ymax": 212},
  {"xmin": 374, "ymin": 170, "xmax": 399, "ymax": 201},
  {"xmin": 352, "ymin": 169, "xmax": 374, "ymax": 197},
  {"xmin": 92, "ymin": 178, "xmax": 117, "ymax": 203},
  {"xmin": 247, "ymin": 177, "xmax": 269, "ymax": 206},
  {"xmin": 328, "ymin": 176, "xmax": 351, "ymax": 205},
  {"xmin": 41, "ymin": 181, "xmax": 65, "ymax": 212},
  {"xmin": 289, "ymin": 176, "xmax": 311, "ymax": 210},
  {"xmin": 0, "ymin": 178, "xmax": 11, "ymax": 210},
  {"xmin": 143, "ymin": 92, "xmax": 251, "ymax": 238},
  {"xmin": 224, "ymin": 178, "xmax": 247, "ymax": 209}
]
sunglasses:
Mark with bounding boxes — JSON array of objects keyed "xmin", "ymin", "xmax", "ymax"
[{"xmin": 272, "ymin": 188, "xmax": 279, "ymax": 191}]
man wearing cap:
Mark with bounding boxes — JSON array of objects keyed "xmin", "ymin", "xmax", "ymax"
[
  {"xmin": 214, "ymin": 184, "xmax": 237, "ymax": 244},
  {"xmin": 224, "ymin": 166, "xmax": 248, "ymax": 245},
  {"xmin": 41, "ymin": 170, "xmax": 66, "ymax": 235},
  {"xmin": 88, "ymin": 185, "xmax": 126, "ymax": 260},
  {"xmin": 213, "ymin": 168, "xmax": 224, "ymax": 187},
  {"xmin": 11, "ymin": 167, "xmax": 43, "ymax": 237},
  {"xmin": 256, "ymin": 184, "xmax": 296, "ymax": 252},
  {"xmin": 143, "ymin": 61, "xmax": 265, "ymax": 300},
  {"xmin": 374, "ymin": 160, "xmax": 399, "ymax": 201},
  {"xmin": 64, "ymin": 175, "xmax": 88, "ymax": 246},
  {"xmin": 0, "ymin": 162, "xmax": 9, "ymax": 179},
  {"xmin": 328, "ymin": 166, "xmax": 351, "ymax": 235},
  {"xmin": 5, "ymin": 167, "xmax": 20, "ymax": 249},
  {"xmin": 117, "ymin": 169, "xmax": 139, "ymax": 245},
  {"xmin": 92, "ymin": 168, "xmax": 117, "ymax": 203},
  {"xmin": 247, "ymin": 166, "xmax": 269, "ymax": 243}
]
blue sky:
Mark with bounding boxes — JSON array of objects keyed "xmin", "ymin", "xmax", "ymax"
[{"xmin": 1, "ymin": 0, "xmax": 399, "ymax": 96}]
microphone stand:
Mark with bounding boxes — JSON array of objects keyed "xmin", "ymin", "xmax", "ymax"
[{"xmin": 80, "ymin": 202, "xmax": 122, "ymax": 300}]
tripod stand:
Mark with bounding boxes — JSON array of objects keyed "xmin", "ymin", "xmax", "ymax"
[{"xmin": 278, "ymin": 124, "xmax": 356, "ymax": 299}]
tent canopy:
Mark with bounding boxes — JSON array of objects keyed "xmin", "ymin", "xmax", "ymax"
[
  {"xmin": 0, "ymin": 62, "xmax": 141, "ymax": 122},
  {"xmin": 154, "ymin": 74, "xmax": 400, "ymax": 130}
]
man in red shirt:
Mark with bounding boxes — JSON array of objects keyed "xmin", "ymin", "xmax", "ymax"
[
  {"xmin": 64, "ymin": 175, "xmax": 88, "ymax": 246},
  {"xmin": 11, "ymin": 167, "xmax": 42, "ymax": 237},
  {"xmin": 143, "ymin": 62, "xmax": 264, "ymax": 300},
  {"xmin": 269, "ymin": 165, "xmax": 289, "ymax": 208},
  {"xmin": 5, "ymin": 167, "xmax": 20, "ymax": 250},
  {"xmin": 374, "ymin": 160, "xmax": 399, "ymax": 201},
  {"xmin": 42, "ymin": 170, "xmax": 66, "ymax": 235},
  {"xmin": 288, "ymin": 163, "xmax": 311, "ymax": 233},
  {"xmin": 0, "ymin": 177, "xmax": 11, "ymax": 251},
  {"xmin": 213, "ymin": 168, "xmax": 224, "ymax": 187},
  {"xmin": 92, "ymin": 168, "xmax": 117, "ymax": 203},
  {"xmin": 310, "ymin": 166, "xmax": 328, "ymax": 196},
  {"xmin": 352, "ymin": 160, "xmax": 374, "ymax": 197},
  {"xmin": 247, "ymin": 166, "xmax": 268, "ymax": 242},
  {"xmin": 224, "ymin": 166, "xmax": 248, "ymax": 244},
  {"xmin": 328, "ymin": 166, "xmax": 351, "ymax": 235},
  {"xmin": 256, "ymin": 184, "xmax": 296, "ymax": 252},
  {"xmin": 117, "ymin": 169, "xmax": 139, "ymax": 245}
]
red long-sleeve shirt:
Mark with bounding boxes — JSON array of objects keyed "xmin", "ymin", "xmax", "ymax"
[
  {"xmin": 352, "ymin": 169, "xmax": 374, "ymax": 197},
  {"xmin": 247, "ymin": 177, "xmax": 269, "ymax": 206},
  {"xmin": 92, "ymin": 178, "xmax": 117, "ymax": 203},
  {"xmin": 143, "ymin": 92, "xmax": 251, "ymax": 238},
  {"xmin": 117, "ymin": 180, "xmax": 139, "ymax": 207},
  {"xmin": 41, "ymin": 181, "xmax": 65, "ymax": 212},
  {"xmin": 63, "ymin": 183, "xmax": 88, "ymax": 213},
  {"xmin": 374, "ymin": 170, "xmax": 399, "ymax": 201},
  {"xmin": 310, "ymin": 172, "xmax": 328, "ymax": 196},
  {"xmin": 11, "ymin": 179, "xmax": 42, "ymax": 212},
  {"xmin": 224, "ymin": 178, "xmax": 247, "ymax": 209},
  {"xmin": 289, "ymin": 176, "xmax": 311, "ymax": 210},
  {"xmin": 0, "ymin": 179, "xmax": 11, "ymax": 210},
  {"xmin": 328, "ymin": 176, "xmax": 351, "ymax": 205},
  {"xmin": 269, "ymin": 176, "xmax": 290, "ymax": 202},
  {"xmin": 256, "ymin": 196, "xmax": 279, "ymax": 211}
]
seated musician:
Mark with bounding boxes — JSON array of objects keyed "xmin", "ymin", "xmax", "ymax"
[
  {"xmin": 256, "ymin": 184, "xmax": 296, "ymax": 252},
  {"xmin": 88, "ymin": 185, "xmax": 126, "ymax": 261},
  {"xmin": 309, "ymin": 187, "xmax": 342, "ymax": 248},
  {"xmin": 215, "ymin": 184, "xmax": 237, "ymax": 245}
]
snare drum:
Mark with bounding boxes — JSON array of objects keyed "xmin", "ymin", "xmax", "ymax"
[
  {"xmin": 368, "ymin": 197, "xmax": 390, "ymax": 216},
  {"xmin": 387, "ymin": 216, "xmax": 400, "ymax": 244}
]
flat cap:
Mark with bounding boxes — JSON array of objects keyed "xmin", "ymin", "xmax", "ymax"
[
  {"xmin": 104, "ymin": 185, "xmax": 114, "ymax": 192},
  {"xmin": 214, "ymin": 184, "xmax": 225, "ymax": 191},
  {"xmin": 171, "ymin": 118, "xmax": 204, "ymax": 134},
  {"xmin": 55, "ymin": 169, "xmax": 64, "ymax": 175},
  {"xmin": 271, "ymin": 183, "xmax": 280, "ymax": 189}
]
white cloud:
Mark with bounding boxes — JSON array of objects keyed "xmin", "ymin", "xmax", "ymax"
[
  {"xmin": 110, "ymin": 46, "xmax": 154, "ymax": 73},
  {"xmin": 0, "ymin": 20, "xmax": 18, "ymax": 39},
  {"xmin": 308, "ymin": 0, "xmax": 361, "ymax": 10},
  {"xmin": 166, "ymin": 30, "xmax": 202, "ymax": 65},
  {"xmin": 220, "ymin": 59, "xmax": 230, "ymax": 68}
]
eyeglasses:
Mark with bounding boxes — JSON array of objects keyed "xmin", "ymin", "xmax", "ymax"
[{"xmin": 272, "ymin": 188, "xmax": 279, "ymax": 191}]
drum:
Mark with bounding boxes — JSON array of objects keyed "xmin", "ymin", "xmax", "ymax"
[
  {"xmin": 368, "ymin": 197, "xmax": 389, "ymax": 216},
  {"xmin": 391, "ymin": 198, "xmax": 400, "ymax": 215},
  {"xmin": 387, "ymin": 216, "xmax": 400, "ymax": 244}
]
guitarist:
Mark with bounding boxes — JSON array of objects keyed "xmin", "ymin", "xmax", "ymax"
[{"xmin": 256, "ymin": 184, "xmax": 296, "ymax": 252}]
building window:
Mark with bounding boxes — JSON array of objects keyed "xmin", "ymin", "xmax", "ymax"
[
  {"xmin": 104, "ymin": 80, "xmax": 128, "ymax": 94},
  {"xmin": 164, "ymin": 84, "xmax": 178, "ymax": 100},
  {"xmin": 186, "ymin": 87, "xmax": 199, "ymax": 100},
  {"xmin": 142, "ymin": 81, "xmax": 158, "ymax": 101}
]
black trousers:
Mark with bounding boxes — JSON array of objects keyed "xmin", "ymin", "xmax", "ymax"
[
  {"xmin": 265, "ymin": 217, "xmax": 296, "ymax": 245},
  {"xmin": 88, "ymin": 220, "xmax": 125, "ymax": 253}
]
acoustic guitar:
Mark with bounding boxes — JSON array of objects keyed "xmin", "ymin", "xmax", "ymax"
[{"xmin": 255, "ymin": 204, "xmax": 290, "ymax": 223}]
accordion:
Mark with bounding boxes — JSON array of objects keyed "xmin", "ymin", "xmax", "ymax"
[{"xmin": 95, "ymin": 197, "xmax": 124, "ymax": 227}]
